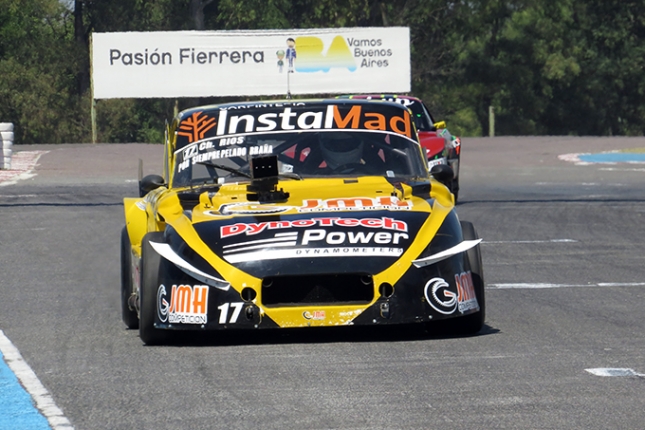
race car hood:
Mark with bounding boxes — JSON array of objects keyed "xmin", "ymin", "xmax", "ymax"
[
  {"xmin": 156, "ymin": 176, "xmax": 453, "ymax": 279},
  {"xmin": 419, "ymin": 131, "xmax": 447, "ymax": 159}
]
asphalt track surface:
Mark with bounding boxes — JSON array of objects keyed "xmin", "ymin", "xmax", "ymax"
[{"xmin": 1, "ymin": 137, "xmax": 644, "ymax": 429}]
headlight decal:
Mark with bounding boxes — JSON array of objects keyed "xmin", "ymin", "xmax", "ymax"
[
  {"xmin": 149, "ymin": 241, "xmax": 230, "ymax": 291},
  {"xmin": 412, "ymin": 239, "xmax": 482, "ymax": 268}
]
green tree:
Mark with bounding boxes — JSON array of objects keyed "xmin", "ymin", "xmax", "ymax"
[
  {"xmin": 450, "ymin": 0, "xmax": 645, "ymax": 136},
  {"xmin": 3, "ymin": 0, "xmax": 645, "ymax": 143},
  {"xmin": 0, "ymin": 0, "xmax": 87, "ymax": 144},
  {"xmin": 551, "ymin": 0, "xmax": 645, "ymax": 135},
  {"xmin": 376, "ymin": 1, "xmax": 476, "ymax": 133}
]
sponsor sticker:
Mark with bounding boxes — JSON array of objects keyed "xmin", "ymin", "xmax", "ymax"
[
  {"xmin": 157, "ymin": 284, "xmax": 209, "ymax": 324},
  {"xmin": 424, "ymin": 271, "xmax": 478, "ymax": 315},
  {"xmin": 455, "ymin": 271, "xmax": 478, "ymax": 313},
  {"xmin": 206, "ymin": 196, "xmax": 412, "ymax": 216},
  {"xmin": 216, "ymin": 202, "xmax": 291, "ymax": 215},
  {"xmin": 174, "ymin": 104, "xmax": 414, "ymax": 152},
  {"xmin": 299, "ymin": 196, "xmax": 412, "ymax": 212},
  {"xmin": 178, "ymin": 111, "xmax": 216, "ymax": 143},
  {"xmin": 176, "ymin": 143, "xmax": 272, "ymax": 172},
  {"xmin": 303, "ymin": 310, "xmax": 326, "ymax": 320},
  {"xmin": 424, "ymin": 277, "xmax": 457, "ymax": 315},
  {"xmin": 213, "ymin": 105, "xmax": 412, "ymax": 139},
  {"xmin": 219, "ymin": 217, "xmax": 410, "ymax": 263},
  {"xmin": 224, "ymin": 246, "xmax": 403, "ymax": 263},
  {"xmin": 220, "ymin": 216, "xmax": 407, "ymax": 238},
  {"xmin": 428, "ymin": 157, "xmax": 447, "ymax": 168}
]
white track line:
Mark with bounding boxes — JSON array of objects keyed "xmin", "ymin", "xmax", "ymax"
[
  {"xmin": 599, "ymin": 167, "xmax": 645, "ymax": 172},
  {"xmin": 488, "ymin": 282, "xmax": 645, "ymax": 289},
  {"xmin": 0, "ymin": 330, "xmax": 73, "ymax": 429},
  {"xmin": 483, "ymin": 239, "xmax": 577, "ymax": 244},
  {"xmin": 586, "ymin": 368, "xmax": 645, "ymax": 377}
]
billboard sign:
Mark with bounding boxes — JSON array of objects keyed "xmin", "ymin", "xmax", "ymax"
[{"xmin": 91, "ymin": 27, "xmax": 410, "ymax": 99}]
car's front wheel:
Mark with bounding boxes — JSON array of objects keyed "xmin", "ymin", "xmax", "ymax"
[
  {"xmin": 120, "ymin": 227, "xmax": 139, "ymax": 329},
  {"xmin": 424, "ymin": 221, "xmax": 485, "ymax": 337},
  {"xmin": 452, "ymin": 220, "xmax": 485, "ymax": 334},
  {"xmin": 139, "ymin": 232, "xmax": 170, "ymax": 345},
  {"xmin": 451, "ymin": 179, "xmax": 460, "ymax": 204}
]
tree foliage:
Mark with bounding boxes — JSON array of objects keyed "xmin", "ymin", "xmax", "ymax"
[
  {"xmin": 0, "ymin": 0, "xmax": 86, "ymax": 143},
  {"xmin": 1, "ymin": 0, "xmax": 644, "ymax": 143}
]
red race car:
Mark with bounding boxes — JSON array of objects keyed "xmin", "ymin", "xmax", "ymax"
[{"xmin": 339, "ymin": 95, "xmax": 461, "ymax": 202}]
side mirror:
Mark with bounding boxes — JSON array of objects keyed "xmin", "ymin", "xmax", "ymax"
[
  {"xmin": 433, "ymin": 121, "xmax": 447, "ymax": 130},
  {"xmin": 430, "ymin": 164, "xmax": 454, "ymax": 188},
  {"xmin": 139, "ymin": 174, "xmax": 165, "ymax": 197}
]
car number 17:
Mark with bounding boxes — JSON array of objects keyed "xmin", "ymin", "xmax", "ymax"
[{"xmin": 217, "ymin": 302, "xmax": 244, "ymax": 324}]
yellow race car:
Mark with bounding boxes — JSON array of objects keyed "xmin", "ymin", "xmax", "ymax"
[{"xmin": 121, "ymin": 99, "xmax": 484, "ymax": 344}]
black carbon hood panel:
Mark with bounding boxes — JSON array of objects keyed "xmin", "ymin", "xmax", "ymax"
[{"xmin": 192, "ymin": 211, "xmax": 430, "ymax": 278}]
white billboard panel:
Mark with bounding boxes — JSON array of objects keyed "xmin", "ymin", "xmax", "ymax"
[{"xmin": 91, "ymin": 28, "xmax": 410, "ymax": 99}]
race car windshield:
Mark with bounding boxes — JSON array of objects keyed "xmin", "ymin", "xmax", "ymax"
[{"xmin": 172, "ymin": 130, "xmax": 427, "ymax": 187}]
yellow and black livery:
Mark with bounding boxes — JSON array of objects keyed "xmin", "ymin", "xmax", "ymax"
[{"xmin": 121, "ymin": 99, "xmax": 484, "ymax": 345}]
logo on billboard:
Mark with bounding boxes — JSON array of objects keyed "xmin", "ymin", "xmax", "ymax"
[
  {"xmin": 294, "ymin": 36, "xmax": 356, "ymax": 73},
  {"xmin": 276, "ymin": 35, "xmax": 397, "ymax": 74}
]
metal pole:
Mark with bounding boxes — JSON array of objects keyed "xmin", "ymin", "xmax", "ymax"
[
  {"xmin": 91, "ymin": 99, "xmax": 97, "ymax": 144},
  {"xmin": 488, "ymin": 105, "xmax": 495, "ymax": 137},
  {"xmin": 286, "ymin": 69, "xmax": 292, "ymax": 99},
  {"xmin": 90, "ymin": 33, "xmax": 97, "ymax": 144}
]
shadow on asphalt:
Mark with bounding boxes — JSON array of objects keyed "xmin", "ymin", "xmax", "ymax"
[
  {"xmin": 458, "ymin": 197, "xmax": 645, "ymax": 205},
  {"xmin": 133, "ymin": 323, "xmax": 500, "ymax": 348}
]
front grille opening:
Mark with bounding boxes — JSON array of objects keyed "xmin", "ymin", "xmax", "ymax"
[{"xmin": 261, "ymin": 274, "xmax": 374, "ymax": 307}]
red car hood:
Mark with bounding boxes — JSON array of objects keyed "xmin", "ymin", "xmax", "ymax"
[{"xmin": 418, "ymin": 130, "xmax": 446, "ymax": 159}]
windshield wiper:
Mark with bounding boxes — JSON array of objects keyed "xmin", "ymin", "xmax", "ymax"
[
  {"xmin": 196, "ymin": 160, "xmax": 302, "ymax": 180},
  {"xmin": 277, "ymin": 171, "xmax": 302, "ymax": 180},
  {"xmin": 196, "ymin": 160, "xmax": 252, "ymax": 178}
]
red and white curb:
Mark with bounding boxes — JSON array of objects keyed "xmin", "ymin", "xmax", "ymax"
[
  {"xmin": 0, "ymin": 151, "xmax": 48, "ymax": 186},
  {"xmin": 558, "ymin": 153, "xmax": 588, "ymax": 165}
]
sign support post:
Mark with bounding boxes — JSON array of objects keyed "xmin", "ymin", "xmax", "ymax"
[{"xmin": 90, "ymin": 33, "xmax": 97, "ymax": 144}]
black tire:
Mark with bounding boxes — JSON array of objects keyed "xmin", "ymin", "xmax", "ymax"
[
  {"xmin": 139, "ymin": 232, "xmax": 169, "ymax": 345},
  {"xmin": 121, "ymin": 227, "xmax": 139, "ymax": 329},
  {"xmin": 452, "ymin": 220, "xmax": 485, "ymax": 334},
  {"xmin": 451, "ymin": 179, "xmax": 460, "ymax": 204}
]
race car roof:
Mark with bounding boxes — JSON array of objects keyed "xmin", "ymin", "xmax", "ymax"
[
  {"xmin": 338, "ymin": 94, "xmax": 435, "ymax": 131},
  {"xmin": 173, "ymin": 99, "xmax": 417, "ymax": 151},
  {"xmin": 338, "ymin": 94, "xmax": 421, "ymax": 102}
]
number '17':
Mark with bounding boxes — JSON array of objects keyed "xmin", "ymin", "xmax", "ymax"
[{"xmin": 217, "ymin": 302, "xmax": 244, "ymax": 324}]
